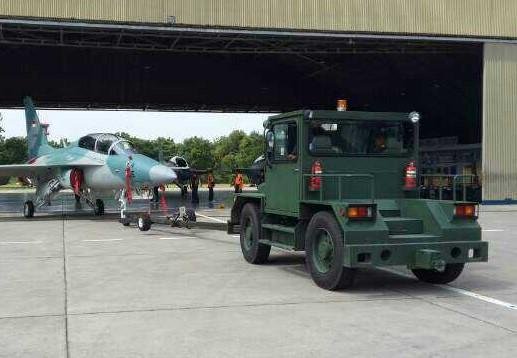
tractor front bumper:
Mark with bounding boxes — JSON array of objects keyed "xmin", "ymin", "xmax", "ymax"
[{"xmin": 344, "ymin": 240, "xmax": 488, "ymax": 268}]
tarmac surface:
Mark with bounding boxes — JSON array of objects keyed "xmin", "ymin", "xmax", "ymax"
[{"xmin": 0, "ymin": 193, "xmax": 516, "ymax": 357}]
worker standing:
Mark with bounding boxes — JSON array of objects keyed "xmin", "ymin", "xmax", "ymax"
[
  {"xmin": 207, "ymin": 170, "xmax": 215, "ymax": 202},
  {"xmin": 190, "ymin": 172, "xmax": 200, "ymax": 204},
  {"xmin": 233, "ymin": 171, "xmax": 244, "ymax": 193}
]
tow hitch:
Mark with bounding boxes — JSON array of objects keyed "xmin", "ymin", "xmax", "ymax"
[{"xmin": 411, "ymin": 249, "xmax": 446, "ymax": 271}]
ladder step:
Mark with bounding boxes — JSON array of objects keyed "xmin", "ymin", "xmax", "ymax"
[
  {"xmin": 262, "ymin": 223, "xmax": 296, "ymax": 234},
  {"xmin": 258, "ymin": 240, "xmax": 295, "ymax": 251},
  {"xmin": 388, "ymin": 234, "xmax": 441, "ymax": 243}
]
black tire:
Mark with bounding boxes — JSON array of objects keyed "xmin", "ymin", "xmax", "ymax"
[
  {"xmin": 137, "ymin": 215, "xmax": 152, "ymax": 231},
  {"xmin": 240, "ymin": 203, "xmax": 270, "ymax": 264},
  {"xmin": 122, "ymin": 222, "xmax": 131, "ymax": 227},
  {"xmin": 305, "ymin": 211, "xmax": 355, "ymax": 290},
  {"xmin": 23, "ymin": 200, "xmax": 35, "ymax": 218},
  {"xmin": 412, "ymin": 263, "xmax": 465, "ymax": 284},
  {"xmin": 94, "ymin": 199, "xmax": 105, "ymax": 216},
  {"xmin": 181, "ymin": 185, "xmax": 188, "ymax": 197}
]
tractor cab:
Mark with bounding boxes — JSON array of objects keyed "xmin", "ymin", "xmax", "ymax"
[{"xmin": 262, "ymin": 110, "xmax": 421, "ymax": 215}]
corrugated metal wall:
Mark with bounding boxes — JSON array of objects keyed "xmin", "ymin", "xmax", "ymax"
[
  {"xmin": 483, "ymin": 43, "xmax": 517, "ymax": 201},
  {"xmin": 1, "ymin": 0, "xmax": 516, "ymax": 39}
]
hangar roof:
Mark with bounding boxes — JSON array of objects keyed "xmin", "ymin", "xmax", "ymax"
[{"xmin": 0, "ymin": 0, "xmax": 516, "ymax": 40}]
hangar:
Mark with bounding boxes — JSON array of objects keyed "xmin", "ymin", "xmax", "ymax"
[{"xmin": 0, "ymin": 0, "xmax": 516, "ymax": 202}]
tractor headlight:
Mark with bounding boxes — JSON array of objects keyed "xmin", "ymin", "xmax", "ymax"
[{"xmin": 409, "ymin": 111, "xmax": 420, "ymax": 123}]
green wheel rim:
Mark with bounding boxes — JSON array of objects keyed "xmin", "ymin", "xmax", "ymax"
[
  {"xmin": 243, "ymin": 217, "xmax": 254, "ymax": 251},
  {"xmin": 312, "ymin": 229, "xmax": 335, "ymax": 274}
]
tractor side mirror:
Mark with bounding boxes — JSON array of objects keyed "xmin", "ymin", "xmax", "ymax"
[{"xmin": 265, "ymin": 130, "xmax": 274, "ymax": 168}]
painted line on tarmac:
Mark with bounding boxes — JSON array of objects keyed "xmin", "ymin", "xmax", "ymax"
[
  {"xmin": 482, "ymin": 229, "xmax": 505, "ymax": 232},
  {"xmin": 380, "ymin": 267, "xmax": 517, "ymax": 310},
  {"xmin": 0, "ymin": 241, "xmax": 42, "ymax": 244},
  {"xmin": 159, "ymin": 237, "xmax": 195, "ymax": 240},
  {"xmin": 82, "ymin": 239, "xmax": 123, "ymax": 242},
  {"xmin": 196, "ymin": 212, "xmax": 226, "ymax": 224}
]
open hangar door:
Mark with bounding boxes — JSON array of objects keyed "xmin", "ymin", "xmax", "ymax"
[{"xmin": 0, "ymin": 23, "xmax": 483, "ymax": 199}]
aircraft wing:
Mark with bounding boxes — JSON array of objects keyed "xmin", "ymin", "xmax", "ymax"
[{"xmin": 0, "ymin": 161, "xmax": 103, "ymax": 178}]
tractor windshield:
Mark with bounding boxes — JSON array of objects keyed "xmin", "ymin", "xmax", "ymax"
[{"xmin": 308, "ymin": 120, "xmax": 414, "ymax": 156}]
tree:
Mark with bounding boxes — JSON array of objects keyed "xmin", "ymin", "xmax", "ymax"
[
  {"xmin": 0, "ymin": 137, "xmax": 27, "ymax": 164},
  {"xmin": 48, "ymin": 138, "xmax": 70, "ymax": 149},
  {"xmin": 0, "ymin": 113, "xmax": 4, "ymax": 142},
  {"xmin": 116, "ymin": 132, "xmax": 177, "ymax": 161},
  {"xmin": 178, "ymin": 136, "xmax": 214, "ymax": 169}
]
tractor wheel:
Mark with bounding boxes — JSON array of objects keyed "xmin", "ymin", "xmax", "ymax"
[
  {"xmin": 94, "ymin": 199, "xmax": 105, "ymax": 216},
  {"xmin": 23, "ymin": 200, "xmax": 35, "ymax": 218},
  {"xmin": 305, "ymin": 211, "xmax": 355, "ymax": 290},
  {"xmin": 240, "ymin": 203, "xmax": 270, "ymax": 264},
  {"xmin": 412, "ymin": 263, "xmax": 465, "ymax": 284},
  {"xmin": 137, "ymin": 215, "xmax": 152, "ymax": 231}
]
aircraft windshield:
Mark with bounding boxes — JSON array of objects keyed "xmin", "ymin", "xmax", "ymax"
[
  {"xmin": 78, "ymin": 134, "xmax": 137, "ymax": 156},
  {"xmin": 308, "ymin": 120, "xmax": 415, "ymax": 156},
  {"xmin": 109, "ymin": 140, "xmax": 138, "ymax": 155}
]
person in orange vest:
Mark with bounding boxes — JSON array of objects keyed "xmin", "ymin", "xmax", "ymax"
[
  {"xmin": 207, "ymin": 170, "xmax": 215, "ymax": 202},
  {"xmin": 233, "ymin": 171, "xmax": 244, "ymax": 193}
]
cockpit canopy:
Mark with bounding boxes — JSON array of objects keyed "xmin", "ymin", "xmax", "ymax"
[{"xmin": 78, "ymin": 133, "xmax": 138, "ymax": 156}]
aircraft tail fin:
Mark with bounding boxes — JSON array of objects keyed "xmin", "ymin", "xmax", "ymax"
[{"xmin": 24, "ymin": 97, "xmax": 54, "ymax": 160}]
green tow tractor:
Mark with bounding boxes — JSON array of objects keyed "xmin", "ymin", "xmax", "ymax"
[{"xmin": 228, "ymin": 107, "xmax": 488, "ymax": 290}]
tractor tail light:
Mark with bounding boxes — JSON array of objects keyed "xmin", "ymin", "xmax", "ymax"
[
  {"xmin": 347, "ymin": 205, "xmax": 376, "ymax": 220},
  {"xmin": 403, "ymin": 161, "xmax": 417, "ymax": 190},
  {"xmin": 454, "ymin": 204, "xmax": 477, "ymax": 219},
  {"xmin": 309, "ymin": 160, "xmax": 323, "ymax": 191}
]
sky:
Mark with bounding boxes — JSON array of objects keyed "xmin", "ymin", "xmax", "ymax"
[{"xmin": 0, "ymin": 109, "xmax": 270, "ymax": 142}]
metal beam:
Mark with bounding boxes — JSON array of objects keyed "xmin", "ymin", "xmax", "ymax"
[{"xmin": 0, "ymin": 18, "xmax": 516, "ymax": 44}]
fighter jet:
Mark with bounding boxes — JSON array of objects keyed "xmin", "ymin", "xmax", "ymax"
[
  {"xmin": 0, "ymin": 97, "xmax": 177, "ymax": 218},
  {"xmin": 164, "ymin": 155, "xmax": 208, "ymax": 196}
]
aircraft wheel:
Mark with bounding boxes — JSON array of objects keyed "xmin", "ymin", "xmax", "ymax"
[
  {"xmin": 412, "ymin": 263, "xmax": 465, "ymax": 284},
  {"xmin": 305, "ymin": 211, "xmax": 355, "ymax": 290},
  {"xmin": 239, "ymin": 203, "xmax": 270, "ymax": 264},
  {"xmin": 94, "ymin": 199, "xmax": 105, "ymax": 216},
  {"xmin": 137, "ymin": 215, "xmax": 152, "ymax": 231},
  {"xmin": 23, "ymin": 200, "xmax": 35, "ymax": 218}
]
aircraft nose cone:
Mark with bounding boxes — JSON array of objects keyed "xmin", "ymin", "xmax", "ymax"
[{"xmin": 149, "ymin": 165, "xmax": 177, "ymax": 185}]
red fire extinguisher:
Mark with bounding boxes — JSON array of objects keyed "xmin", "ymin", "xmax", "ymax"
[
  {"xmin": 403, "ymin": 161, "xmax": 417, "ymax": 190},
  {"xmin": 309, "ymin": 160, "xmax": 323, "ymax": 191}
]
